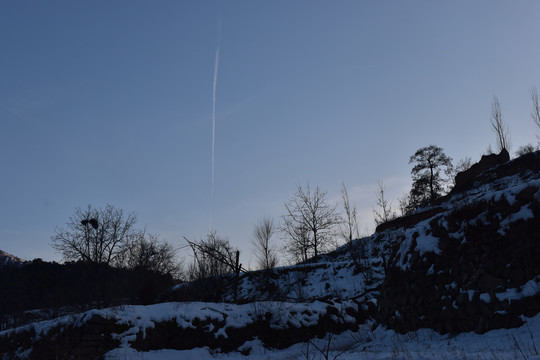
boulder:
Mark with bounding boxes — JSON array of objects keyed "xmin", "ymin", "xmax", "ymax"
[
  {"xmin": 453, "ymin": 149, "xmax": 510, "ymax": 194},
  {"xmin": 478, "ymin": 274, "xmax": 505, "ymax": 291}
]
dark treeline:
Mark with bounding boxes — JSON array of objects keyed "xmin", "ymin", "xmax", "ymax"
[{"xmin": 0, "ymin": 259, "xmax": 174, "ymax": 327}]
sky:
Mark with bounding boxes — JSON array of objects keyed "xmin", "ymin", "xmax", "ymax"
[{"xmin": 1, "ymin": 1, "xmax": 540, "ymax": 267}]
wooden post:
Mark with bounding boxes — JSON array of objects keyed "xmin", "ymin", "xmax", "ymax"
[{"xmin": 234, "ymin": 250, "xmax": 240, "ymax": 303}]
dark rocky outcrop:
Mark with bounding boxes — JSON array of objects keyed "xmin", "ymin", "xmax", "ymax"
[
  {"xmin": 377, "ymin": 182, "xmax": 540, "ymax": 334},
  {"xmin": 376, "ymin": 207, "xmax": 445, "ymax": 232},
  {"xmin": 131, "ymin": 303, "xmax": 362, "ymax": 353},
  {"xmin": 0, "ymin": 315, "xmax": 128, "ymax": 360},
  {"xmin": 0, "ymin": 303, "xmax": 363, "ymax": 359},
  {"xmin": 452, "ymin": 149, "xmax": 510, "ymax": 194}
]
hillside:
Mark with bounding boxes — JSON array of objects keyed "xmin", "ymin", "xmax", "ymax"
[
  {"xmin": 1, "ymin": 151, "xmax": 540, "ymax": 359},
  {"xmin": 0, "ymin": 250, "xmax": 26, "ymax": 269}
]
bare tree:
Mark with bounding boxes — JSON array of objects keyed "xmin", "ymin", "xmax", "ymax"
[
  {"xmin": 281, "ymin": 183, "xmax": 339, "ymax": 260},
  {"xmin": 515, "ymin": 144, "xmax": 538, "ymax": 157},
  {"xmin": 339, "ymin": 183, "xmax": 360, "ymax": 245},
  {"xmin": 252, "ymin": 218, "xmax": 278, "ymax": 270},
  {"xmin": 51, "ymin": 204, "xmax": 137, "ymax": 265},
  {"xmin": 281, "ymin": 222, "xmax": 311, "ymax": 264},
  {"xmin": 122, "ymin": 233, "xmax": 183, "ymax": 279},
  {"xmin": 490, "ymin": 96, "xmax": 511, "ymax": 152},
  {"xmin": 398, "ymin": 192, "xmax": 411, "ymax": 217},
  {"xmin": 531, "ymin": 87, "xmax": 540, "ymax": 137},
  {"xmin": 373, "ymin": 180, "xmax": 396, "ymax": 226},
  {"xmin": 185, "ymin": 231, "xmax": 239, "ymax": 280},
  {"xmin": 185, "ymin": 231, "xmax": 243, "ymax": 301},
  {"xmin": 340, "ymin": 183, "xmax": 369, "ymax": 273}
]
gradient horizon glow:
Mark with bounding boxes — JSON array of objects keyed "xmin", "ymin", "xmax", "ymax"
[{"xmin": 1, "ymin": 1, "xmax": 540, "ymax": 268}]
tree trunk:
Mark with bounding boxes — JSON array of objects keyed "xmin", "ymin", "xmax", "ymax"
[{"xmin": 429, "ymin": 166, "xmax": 435, "ymax": 203}]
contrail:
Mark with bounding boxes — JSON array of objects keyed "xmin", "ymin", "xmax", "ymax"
[
  {"xmin": 212, "ymin": 46, "xmax": 220, "ymax": 201},
  {"xmin": 210, "ymin": 20, "xmax": 221, "ymax": 230}
]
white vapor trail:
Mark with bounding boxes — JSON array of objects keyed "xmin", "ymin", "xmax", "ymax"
[
  {"xmin": 211, "ymin": 41, "xmax": 220, "ymax": 230},
  {"xmin": 212, "ymin": 46, "xmax": 219, "ymax": 198}
]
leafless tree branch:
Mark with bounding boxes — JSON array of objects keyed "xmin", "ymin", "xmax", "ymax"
[
  {"xmin": 281, "ymin": 183, "xmax": 339, "ymax": 261},
  {"xmin": 490, "ymin": 96, "xmax": 511, "ymax": 152},
  {"xmin": 531, "ymin": 87, "xmax": 540, "ymax": 138},
  {"xmin": 252, "ymin": 217, "xmax": 278, "ymax": 270}
]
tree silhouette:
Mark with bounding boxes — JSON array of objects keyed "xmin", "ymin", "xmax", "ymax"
[
  {"xmin": 409, "ymin": 145, "xmax": 452, "ymax": 207},
  {"xmin": 282, "ymin": 183, "xmax": 339, "ymax": 259},
  {"xmin": 51, "ymin": 204, "xmax": 137, "ymax": 265},
  {"xmin": 490, "ymin": 96, "xmax": 511, "ymax": 152}
]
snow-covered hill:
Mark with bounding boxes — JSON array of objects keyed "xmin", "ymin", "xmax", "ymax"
[
  {"xmin": 376, "ymin": 150, "xmax": 540, "ymax": 334},
  {"xmin": 180, "ymin": 151, "xmax": 540, "ymax": 335},
  {"xmin": 0, "ymin": 249, "xmax": 26, "ymax": 269},
  {"xmin": 1, "ymin": 151, "xmax": 540, "ymax": 359}
]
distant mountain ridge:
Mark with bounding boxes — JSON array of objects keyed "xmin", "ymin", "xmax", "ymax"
[{"xmin": 0, "ymin": 249, "xmax": 26, "ymax": 268}]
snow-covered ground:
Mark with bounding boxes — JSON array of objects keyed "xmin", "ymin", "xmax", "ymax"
[
  {"xmin": 103, "ymin": 310, "xmax": 540, "ymax": 360},
  {"xmin": 5, "ymin": 301, "xmax": 538, "ymax": 360}
]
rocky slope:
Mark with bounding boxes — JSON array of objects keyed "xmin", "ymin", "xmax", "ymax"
[
  {"xmin": 376, "ymin": 150, "xmax": 540, "ymax": 334},
  {"xmin": 180, "ymin": 151, "xmax": 540, "ymax": 338},
  {"xmin": 0, "ymin": 250, "xmax": 26, "ymax": 269}
]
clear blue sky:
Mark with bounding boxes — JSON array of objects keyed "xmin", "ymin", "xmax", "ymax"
[{"xmin": 2, "ymin": 1, "xmax": 540, "ymax": 267}]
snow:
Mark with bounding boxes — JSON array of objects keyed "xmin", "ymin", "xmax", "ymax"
[
  {"xmin": 447, "ymin": 175, "xmax": 540, "ymax": 211},
  {"xmin": 415, "ymin": 233, "xmax": 441, "ymax": 256},
  {"xmin": 7, "ymin": 298, "xmax": 539, "ymax": 360},
  {"xmin": 106, "ymin": 347, "xmax": 216, "ymax": 360},
  {"xmin": 393, "ymin": 219, "xmax": 443, "ymax": 270},
  {"xmin": 102, "ymin": 314, "xmax": 540, "ymax": 359},
  {"xmin": 479, "ymin": 292, "xmax": 491, "ymax": 303},
  {"xmin": 499, "ymin": 203, "xmax": 535, "ymax": 235},
  {"xmin": 495, "ymin": 279, "xmax": 540, "ymax": 302},
  {"xmin": 0, "ymin": 249, "xmax": 26, "ymax": 268},
  {"xmin": 228, "ymin": 258, "xmax": 383, "ymax": 303},
  {"xmin": 385, "ymin": 176, "xmax": 540, "ymax": 272}
]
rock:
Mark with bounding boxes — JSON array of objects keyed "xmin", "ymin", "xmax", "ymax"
[
  {"xmin": 509, "ymin": 316, "xmax": 524, "ymax": 328},
  {"xmin": 375, "ymin": 207, "xmax": 445, "ymax": 232},
  {"xmin": 475, "ymin": 316, "xmax": 488, "ymax": 334},
  {"xmin": 372, "ymin": 150, "xmax": 540, "ymax": 336},
  {"xmin": 453, "ymin": 149, "xmax": 510, "ymax": 194},
  {"xmin": 478, "ymin": 274, "xmax": 505, "ymax": 291},
  {"xmin": 465, "ymin": 302, "xmax": 477, "ymax": 316},
  {"xmin": 455, "ymin": 293, "xmax": 468, "ymax": 305},
  {"xmin": 515, "ymin": 185, "xmax": 538, "ymax": 202},
  {"xmin": 510, "ymin": 268, "xmax": 525, "ymax": 284},
  {"xmin": 477, "ymin": 301, "xmax": 493, "ymax": 319}
]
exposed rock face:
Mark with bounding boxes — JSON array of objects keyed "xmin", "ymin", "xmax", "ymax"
[
  {"xmin": 377, "ymin": 177, "xmax": 540, "ymax": 335},
  {"xmin": 0, "ymin": 302, "xmax": 363, "ymax": 358},
  {"xmin": 131, "ymin": 303, "xmax": 361, "ymax": 353},
  {"xmin": 376, "ymin": 207, "xmax": 445, "ymax": 232},
  {"xmin": 0, "ymin": 314, "xmax": 127, "ymax": 359},
  {"xmin": 453, "ymin": 149, "xmax": 510, "ymax": 194}
]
